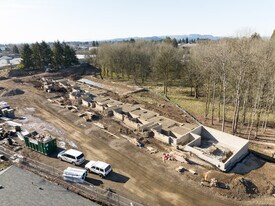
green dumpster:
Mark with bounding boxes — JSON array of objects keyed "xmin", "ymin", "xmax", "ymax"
[{"xmin": 24, "ymin": 132, "xmax": 57, "ymax": 155}]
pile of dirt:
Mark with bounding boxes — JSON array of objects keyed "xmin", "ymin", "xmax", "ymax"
[
  {"xmin": 0, "ymin": 88, "xmax": 25, "ymax": 97},
  {"xmin": 231, "ymin": 177, "xmax": 259, "ymax": 198},
  {"xmin": 8, "ymin": 69, "xmax": 30, "ymax": 77},
  {"xmin": 0, "ymin": 77, "xmax": 8, "ymax": 81},
  {"xmin": 29, "ymin": 79, "xmax": 42, "ymax": 88},
  {"xmin": 12, "ymin": 79, "xmax": 24, "ymax": 84},
  {"xmin": 58, "ymin": 64, "xmax": 101, "ymax": 78},
  {"xmin": 203, "ymin": 167, "xmax": 275, "ymax": 201},
  {"xmin": 0, "ymin": 68, "xmax": 29, "ymax": 78}
]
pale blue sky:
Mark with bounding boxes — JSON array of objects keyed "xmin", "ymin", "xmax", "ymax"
[{"xmin": 0, "ymin": 0, "xmax": 275, "ymax": 43}]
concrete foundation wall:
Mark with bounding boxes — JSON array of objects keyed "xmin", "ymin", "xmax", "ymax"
[
  {"xmin": 123, "ymin": 117, "xmax": 139, "ymax": 129},
  {"xmin": 129, "ymin": 112, "xmax": 139, "ymax": 119},
  {"xmin": 90, "ymin": 102, "xmax": 95, "ymax": 108},
  {"xmin": 170, "ymin": 137, "xmax": 177, "ymax": 146},
  {"xmin": 69, "ymin": 94, "xmax": 77, "ymax": 100},
  {"xmin": 224, "ymin": 143, "xmax": 249, "ymax": 171},
  {"xmin": 201, "ymin": 126, "xmax": 248, "ymax": 150},
  {"xmin": 152, "ymin": 124, "xmax": 162, "ymax": 132},
  {"xmin": 172, "ymin": 134, "xmax": 190, "ymax": 146},
  {"xmin": 189, "ymin": 125, "xmax": 203, "ymax": 136},
  {"xmin": 138, "ymin": 122, "xmax": 159, "ymax": 132},
  {"xmin": 153, "ymin": 130, "xmax": 170, "ymax": 144},
  {"xmin": 185, "ymin": 125, "xmax": 249, "ymax": 171},
  {"xmin": 82, "ymin": 100, "xmax": 90, "ymax": 107},
  {"xmin": 94, "ymin": 104, "xmax": 104, "ymax": 112},
  {"xmin": 113, "ymin": 108, "xmax": 122, "ymax": 113},
  {"xmin": 186, "ymin": 133, "xmax": 201, "ymax": 147},
  {"xmin": 185, "ymin": 145, "xmax": 226, "ymax": 170},
  {"xmin": 103, "ymin": 110, "xmax": 113, "ymax": 117},
  {"xmin": 113, "ymin": 111, "xmax": 124, "ymax": 121}
]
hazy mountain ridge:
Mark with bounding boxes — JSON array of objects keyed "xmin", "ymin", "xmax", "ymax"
[{"xmin": 108, "ymin": 34, "xmax": 221, "ymax": 42}]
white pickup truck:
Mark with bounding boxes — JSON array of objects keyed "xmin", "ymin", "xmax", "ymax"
[{"xmin": 85, "ymin": 161, "xmax": 112, "ymax": 177}]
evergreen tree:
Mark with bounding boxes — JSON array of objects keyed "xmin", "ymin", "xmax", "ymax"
[
  {"xmin": 129, "ymin": 38, "xmax": 135, "ymax": 43},
  {"xmin": 21, "ymin": 44, "xmax": 33, "ymax": 69},
  {"xmin": 40, "ymin": 41, "xmax": 52, "ymax": 67},
  {"xmin": 172, "ymin": 38, "xmax": 178, "ymax": 48},
  {"xmin": 12, "ymin": 45, "xmax": 19, "ymax": 54},
  {"xmin": 92, "ymin": 41, "xmax": 96, "ymax": 47},
  {"xmin": 63, "ymin": 43, "xmax": 78, "ymax": 67},
  {"xmin": 52, "ymin": 41, "xmax": 64, "ymax": 69},
  {"xmin": 186, "ymin": 37, "xmax": 189, "ymax": 44},
  {"xmin": 31, "ymin": 42, "xmax": 42, "ymax": 69},
  {"xmin": 95, "ymin": 41, "xmax": 99, "ymax": 47},
  {"xmin": 70, "ymin": 46, "xmax": 78, "ymax": 65}
]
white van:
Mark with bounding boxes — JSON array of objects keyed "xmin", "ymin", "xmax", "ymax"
[
  {"xmin": 85, "ymin": 161, "xmax": 112, "ymax": 177},
  {"xmin": 57, "ymin": 149, "xmax": 85, "ymax": 165},
  {"xmin": 63, "ymin": 167, "xmax": 87, "ymax": 183}
]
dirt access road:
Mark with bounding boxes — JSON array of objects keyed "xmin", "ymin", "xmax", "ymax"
[{"xmin": 1, "ymin": 78, "xmax": 273, "ymax": 206}]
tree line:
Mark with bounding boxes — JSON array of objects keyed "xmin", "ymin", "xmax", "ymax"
[
  {"xmin": 93, "ymin": 33, "xmax": 275, "ymax": 137},
  {"xmin": 187, "ymin": 35, "xmax": 275, "ymax": 137},
  {"xmin": 93, "ymin": 40, "xmax": 182, "ymax": 96},
  {"xmin": 20, "ymin": 41, "xmax": 78, "ymax": 69}
]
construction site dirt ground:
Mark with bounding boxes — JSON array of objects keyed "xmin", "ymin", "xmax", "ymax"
[{"xmin": 0, "ymin": 75, "xmax": 275, "ymax": 206}]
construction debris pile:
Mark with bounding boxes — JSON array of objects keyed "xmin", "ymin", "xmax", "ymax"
[
  {"xmin": 40, "ymin": 77, "xmax": 70, "ymax": 93},
  {"xmin": 24, "ymin": 131, "xmax": 54, "ymax": 143},
  {"xmin": 0, "ymin": 127, "xmax": 19, "ymax": 140},
  {"xmin": 194, "ymin": 140, "xmax": 233, "ymax": 163},
  {"xmin": 0, "ymin": 101, "xmax": 15, "ymax": 119},
  {"xmin": 0, "ymin": 123, "xmax": 21, "ymax": 151}
]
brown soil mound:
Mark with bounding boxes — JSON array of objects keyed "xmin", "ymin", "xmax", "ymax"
[
  {"xmin": 0, "ymin": 88, "xmax": 25, "ymax": 97},
  {"xmin": 0, "ymin": 68, "xmax": 28, "ymax": 78}
]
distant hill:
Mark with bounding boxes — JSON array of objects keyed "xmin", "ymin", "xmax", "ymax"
[
  {"xmin": 163, "ymin": 34, "xmax": 221, "ymax": 41},
  {"xmin": 105, "ymin": 34, "xmax": 221, "ymax": 42}
]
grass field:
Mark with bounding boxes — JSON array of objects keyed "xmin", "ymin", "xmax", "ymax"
[{"xmin": 145, "ymin": 85, "xmax": 275, "ymax": 125}]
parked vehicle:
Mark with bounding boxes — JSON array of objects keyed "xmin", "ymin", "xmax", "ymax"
[
  {"xmin": 63, "ymin": 167, "xmax": 87, "ymax": 183},
  {"xmin": 57, "ymin": 149, "xmax": 85, "ymax": 165},
  {"xmin": 85, "ymin": 161, "xmax": 112, "ymax": 177}
]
